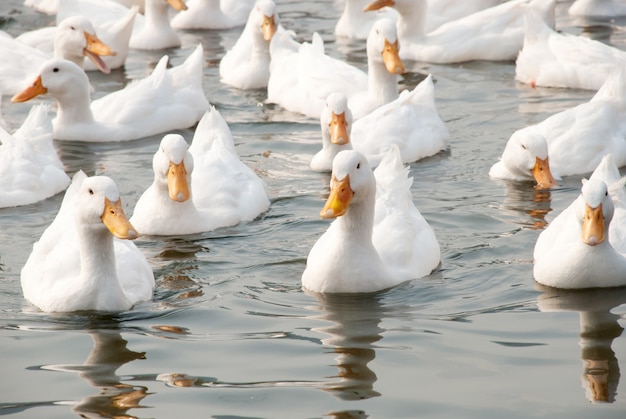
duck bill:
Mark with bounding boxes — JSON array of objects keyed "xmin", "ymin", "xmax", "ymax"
[
  {"xmin": 320, "ymin": 175, "xmax": 353, "ymax": 219},
  {"xmin": 11, "ymin": 75, "xmax": 47, "ymax": 103},
  {"xmin": 83, "ymin": 31, "xmax": 115, "ymax": 74},
  {"xmin": 532, "ymin": 156, "xmax": 558, "ymax": 189},
  {"xmin": 167, "ymin": 0, "xmax": 188, "ymax": 11},
  {"xmin": 329, "ymin": 112, "xmax": 350, "ymax": 145},
  {"xmin": 582, "ymin": 203, "xmax": 605, "ymax": 246},
  {"xmin": 168, "ymin": 161, "xmax": 190, "ymax": 202},
  {"xmin": 262, "ymin": 14, "xmax": 277, "ymax": 41},
  {"xmin": 102, "ymin": 197, "xmax": 139, "ymax": 240},
  {"xmin": 363, "ymin": 0, "xmax": 395, "ymax": 12},
  {"xmin": 382, "ymin": 39, "xmax": 405, "ymax": 74}
]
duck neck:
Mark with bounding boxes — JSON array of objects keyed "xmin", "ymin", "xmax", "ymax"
[
  {"xmin": 368, "ymin": 54, "xmax": 399, "ymax": 107},
  {"xmin": 335, "ymin": 188, "xmax": 376, "ymax": 244},
  {"xmin": 53, "ymin": 42, "xmax": 84, "ymax": 69},
  {"xmin": 396, "ymin": 0, "xmax": 427, "ymax": 40},
  {"xmin": 54, "ymin": 86, "xmax": 96, "ymax": 126},
  {"xmin": 144, "ymin": 0, "xmax": 172, "ymax": 33},
  {"xmin": 77, "ymin": 222, "xmax": 126, "ymax": 303}
]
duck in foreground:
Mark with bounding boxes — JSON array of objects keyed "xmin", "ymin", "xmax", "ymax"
[
  {"xmin": 131, "ymin": 108, "xmax": 270, "ymax": 235},
  {"xmin": 21, "ymin": 171, "xmax": 155, "ymax": 312},
  {"xmin": 11, "ymin": 44, "xmax": 208, "ymax": 142},
  {"xmin": 0, "ymin": 104, "xmax": 70, "ymax": 208},
  {"xmin": 533, "ymin": 155, "xmax": 626, "ymax": 289},
  {"xmin": 302, "ymin": 147, "xmax": 440, "ymax": 293}
]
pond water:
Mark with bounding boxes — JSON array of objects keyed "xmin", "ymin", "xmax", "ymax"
[{"xmin": 1, "ymin": 0, "xmax": 626, "ymax": 418}]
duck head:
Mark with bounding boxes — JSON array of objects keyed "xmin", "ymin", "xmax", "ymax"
[
  {"xmin": 154, "ymin": 134, "xmax": 193, "ymax": 203},
  {"xmin": 252, "ymin": 0, "xmax": 279, "ymax": 41},
  {"xmin": 577, "ymin": 179, "xmax": 613, "ymax": 246},
  {"xmin": 56, "ymin": 16, "xmax": 116, "ymax": 74},
  {"xmin": 11, "ymin": 58, "xmax": 90, "ymax": 103},
  {"xmin": 322, "ymin": 93, "xmax": 352, "ymax": 147},
  {"xmin": 368, "ymin": 18, "xmax": 405, "ymax": 74},
  {"xmin": 78, "ymin": 176, "xmax": 139, "ymax": 240},
  {"xmin": 501, "ymin": 131, "xmax": 558, "ymax": 189},
  {"xmin": 321, "ymin": 150, "xmax": 375, "ymax": 219}
]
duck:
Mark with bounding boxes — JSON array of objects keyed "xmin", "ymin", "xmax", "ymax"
[
  {"xmin": 0, "ymin": 15, "xmax": 115, "ymax": 96},
  {"xmin": 24, "ymin": 0, "xmax": 145, "ymax": 15},
  {"xmin": 310, "ymin": 93, "xmax": 353, "ymax": 171},
  {"xmin": 491, "ymin": 68, "xmax": 626, "ymax": 182},
  {"xmin": 267, "ymin": 18, "xmax": 405, "ymax": 120},
  {"xmin": 302, "ymin": 147, "xmax": 440, "ymax": 293},
  {"xmin": 21, "ymin": 170, "xmax": 155, "ymax": 312},
  {"xmin": 569, "ymin": 0, "xmax": 626, "ymax": 17},
  {"xmin": 311, "ymin": 75, "xmax": 449, "ymax": 170},
  {"xmin": 16, "ymin": 6, "xmax": 138, "ymax": 73},
  {"xmin": 516, "ymin": 9, "xmax": 626, "ymax": 90},
  {"xmin": 11, "ymin": 44, "xmax": 209, "ymax": 142},
  {"xmin": 130, "ymin": 108, "xmax": 270, "ymax": 235},
  {"xmin": 488, "ymin": 131, "xmax": 558, "ymax": 189},
  {"xmin": 364, "ymin": 0, "xmax": 555, "ymax": 63},
  {"xmin": 334, "ymin": 0, "xmax": 398, "ymax": 40},
  {"xmin": 57, "ymin": 0, "xmax": 187, "ymax": 50},
  {"xmin": 171, "ymin": 0, "xmax": 256, "ymax": 29},
  {"xmin": 533, "ymin": 155, "xmax": 626, "ymax": 289},
  {"xmin": 219, "ymin": 0, "xmax": 280, "ymax": 90},
  {"xmin": 0, "ymin": 104, "xmax": 70, "ymax": 209},
  {"xmin": 425, "ymin": 0, "xmax": 504, "ymax": 31}
]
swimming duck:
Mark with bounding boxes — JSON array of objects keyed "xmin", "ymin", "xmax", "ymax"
[
  {"xmin": 516, "ymin": 10, "xmax": 626, "ymax": 90},
  {"xmin": 569, "ymin": 0, "xmax": 626, "ymax": 17},
  {"xmin": 17, "ymin": 6, "xmax": 138, "ymax": 73},
  {"xmin": 533, "ymin": 155, "xmax": 626, "ymax": 289},
  {"xmin": 267, "ymin": 18, "xmax": 405, "ymax": 120},
  {"xmin": 57, "ymin": 0, "xmax": 187, "ymax": 50},
  {"xmin": 302, "ymin": 147, "xmax": 440, "ymax": 293},
  {"xmin": 219, "ymin": 0, "xmax": 280, "ymax": 90},
  {"xmin": 492, "ymin": 68, "xmax": 626, "ymax": 182},
  {"xmin": 21, "ymin": 171, "xmax": 155, "ymax": 312},
  {"xmin": 350, "ymin": 74, "xmax": 449, "ymax": 167},
  {"xmin": 311, "ymin": 75, "xmax": 448, "ymax": 170},
  {"xmin": 11, "ymin": 44, "xmax": 209, "ymax": 142},
  {"xmin": 365, "ymin": 0, "xmax": 555, "ymax": 63},
  {"xmin": 130, "ymin": 108, "xmax": 270, "ymax": 235},
  {"xmin": 171, "ymin": 0, "xmax": 256, "ymax": 29},
  {"xmin": 0, "ymin": 104, "xmax": 70, "ymax": 208},
  {"xmin": 310, "ymin": 93, "xmax": 353, "ymax": 171},
  {"xmin": 0, "ymin": 16, "xmax": 115, "ymax": 96}
]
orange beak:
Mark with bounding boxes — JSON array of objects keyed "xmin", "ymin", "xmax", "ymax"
[
  {"xmin": 262, "ymin": 14, "xmax": 277, "ymax": 41},
  {"xmin": 320, "ymin": 175, "xmax": 353, "ymax": 219},
  {"xmin": 167, "ymin": 161, "xmax": 190, "ymax": 202},
  {"xmin": 382, "ymin": 39, "xmax": 405, "ymax": 74},
  {"xmin": 582, "ymin": 203, "xmax": 605, "ymax": 246},
  {"xmin": 363, "ymin": 0, "xmax": 395, "ymax": 12},
  {"xmin": 532, "ymin": 156, "xmax": 558, "ymax": 189},
  {"xmin": 11, "ymin": 75, "xmax": 47, "ymax": 103},
  {"xmin": 102, "ymin": 197, "xmax": 139, "ymax": 240},
  {"xmin": 329, "ymin": 112, "xmax": 349, "ymax": 145}
]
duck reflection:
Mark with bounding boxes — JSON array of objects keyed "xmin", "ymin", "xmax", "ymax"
[
  {"xmin": 536, "ymin": 284, "xmax": 626, "ymax": 403},
  {"xmin": 501, "ymin": 181, "xmax": 553, "ymax": 229},
  {"xmin": 307, "ymin": 291, "xmax": 386, "ymax": 401},
  {"xmin": 46, "ymin": 329, "xmax": 149, "ymax": 418}
]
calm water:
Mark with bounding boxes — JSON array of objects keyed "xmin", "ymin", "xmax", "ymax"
[{"xmin": 1, "ymin": 1, "xmax": 626, "ymax": 418}]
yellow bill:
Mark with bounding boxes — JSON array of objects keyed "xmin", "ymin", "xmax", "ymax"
[
  {"xmin": 320, "ymin": 175, "xmax": 353, "ymax": 219},
  {"xmin": 102, "ymin": 197, "xmax": 139, "ymax": 240}
]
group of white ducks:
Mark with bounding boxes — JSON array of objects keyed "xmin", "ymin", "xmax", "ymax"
[{"xmin": 2, "ymin": 0, "xmax": 626, "ymax": 313}]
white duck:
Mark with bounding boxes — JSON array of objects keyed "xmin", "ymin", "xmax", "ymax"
[
  {"xmin": 569, "ymin": 0, "xmax": 626, "ymax": 17},
  {"xmin": 311, "ymin": 75, "xmax": 449, "ymax": 170},
  {"xmin": 268, "ymin": 18, "xmax": 405, "ymax": 120},
  {"xmin": 21, "ymin": 171, "xmax": 155, "ymax": 312},
  {"xmin": 302, "ymin": 147, "xmax": 440, "ymax": 293},
  {"xmin": 533, "ymin": 155, "xmax": 626, "ymax": 289},
  {"xmin": 0, "ymin": 16, "xmax": 115, "ymax": 96},
  {"xmin": 57, "ymin": 0, "xmax": 187, "ymax": 50},
  {"xmin": 131, "ymin": 108, "xmax": 270, "ymax": 235},
  {"xmin": 219, "ymin": 0, "xmax": 280, "ymax": 90},
  {"xmin": 0, "ymin": 104, "xmax": 70, "ymax": 208},
  {"xmin": 311, "ymin": 93, "xmax": 353, "ymax": 171},
  {"xmin": 492, "ymin": 69, "xmax": 626, "ymax": 181},
  {"xmin": 171, "ymin": 0, "xmax": 256, "ymax": 29},
  {"xmin": 489, "ymin": 131, "xmax": 558, "ymax": 189},
  {"xmin": 11, "ymin": 45, "xmax": 209, "ymax": 142},
  {"xmin": 365, "ymin": 0, "xmax": 555, "ymax": 63},
  {"xmin": 516, "ymin": 10, "xmax": 626, "ymax": 90},
  {"xmin": 17, "ymin": 6, "xmax": 138, "ymax": 73},
  {"xmin": 24, "ymin": 0, "xmax": 145, "ymax": 15}
]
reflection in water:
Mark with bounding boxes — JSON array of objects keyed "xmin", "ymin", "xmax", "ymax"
[
  {"xmin": 536, "ymin": 284, "xmax": 626, "ymax": 403},
  {"xmin": 502, "ymin": 181, "xmax": 553, "ymax": 230},
  {"xmin": 307, "ymin": 292, "xmax": 387, "ymax": 402},
  {"xmin": 43, "ymin": 329, "xmax": 149, "ymax": 418}
]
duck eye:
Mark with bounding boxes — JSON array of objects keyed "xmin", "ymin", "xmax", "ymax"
[
  {"xmin": 70, "ymin": 26, "xmax": 75, "ymax": 30},
  {"xmin": 53, "ymin": 67, "xmax": 59, "ymax": 73},
  {"xmin": 520, "ymin": 144, "xmax": 527, "ymax": 150},
  {"xmin": 88, "ymin": 188, "xmax": 94, "ymax": 195},
  {"xmin": 606, "ymin": 191, "xmax": 609, "ymax": 196},
  {"xmin": 356, "ymin": 163, "xmax": 361, "ymax": 169}
]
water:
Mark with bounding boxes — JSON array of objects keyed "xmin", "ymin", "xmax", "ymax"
[{"xmin": 1, "ymin": 0, "xmax": 626, "ymax": 417}]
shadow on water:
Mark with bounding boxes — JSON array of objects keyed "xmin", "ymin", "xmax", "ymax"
[{"xmin": 535, "ymin": 284, "xmax": 626, "ymax": 404}]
